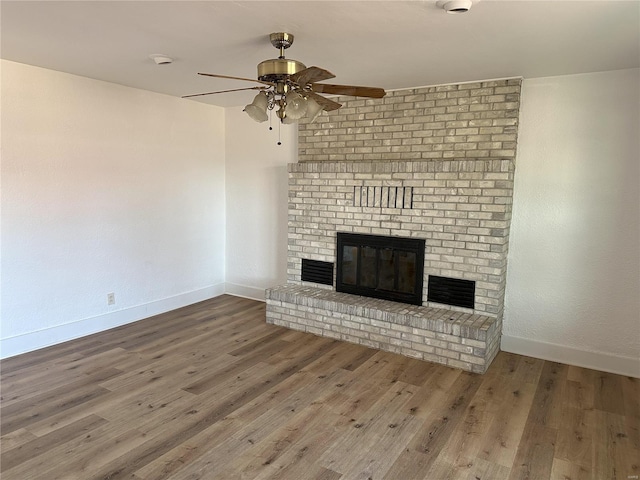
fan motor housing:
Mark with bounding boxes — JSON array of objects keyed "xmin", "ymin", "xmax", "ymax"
[{"xmin": 258, "ymin": 58, "xmax": 306, "ymax": 82}]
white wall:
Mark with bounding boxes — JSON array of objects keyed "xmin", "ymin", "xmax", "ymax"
[
  {"xmin": 503, "ymin": 69, "xmax": 640, "ymax": 377},
  {"xmin": 224, "ymin": 106, "xmax": 296, "ymax": 300},
  {"xmin": 1, "ymin": 60, "xmax": 226, "ymax": 357}
]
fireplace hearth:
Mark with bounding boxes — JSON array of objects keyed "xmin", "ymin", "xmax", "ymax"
[{"xmin": 336, "ymin": 232, "xmax": 425, "ymax": 306}]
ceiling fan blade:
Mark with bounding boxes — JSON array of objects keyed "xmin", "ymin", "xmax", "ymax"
[
  {"xmin": 306, "ymin": 91, "xmax": 342, "ymax": 112},
  {"xmin": 182, "ymin": 86, "xmax": 266, "ymax": 99},
  {"xmin": 197, "ymin": 73, "xmax": 274, "ymax": 86},
  {"xmin": 312, "ymin": 83, "xmax": 386, "ymax": 99},
  {"xmin": 291, "ymin": 66, "xmax": 335, "ymax": 87}
]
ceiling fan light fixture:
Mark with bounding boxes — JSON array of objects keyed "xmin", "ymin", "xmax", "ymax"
[
  {"xmin": 187, "ymin": 32, "xmax": 385, "ymax": 137},
  {"xmin": 284, "ymin": 90, "xmax": 308, "ymax": 120},
  {"xmin": 243, "ymin": 91, "xmax": 269, "ymax": 123}
]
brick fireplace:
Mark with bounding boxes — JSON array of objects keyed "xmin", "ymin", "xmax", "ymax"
[{"xmin": 266, "ymin": 78, "xmax": 521, "ymax": 373}]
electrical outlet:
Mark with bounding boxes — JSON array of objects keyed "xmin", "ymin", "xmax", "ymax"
[{"xmin": 107, "ymin": 292, "xmax": 115, "ymax": 305}]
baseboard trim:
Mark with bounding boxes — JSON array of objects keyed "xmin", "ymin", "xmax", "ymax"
[
  {"xmin": 501, "ymin": 334, "xmax": 640, "ymax": 378},
  {"xmin": 0, "ymin": 284, "xmax": 226, "ymax": 359},
  {"xmin": 224, "ymin": 283, "xmax": 266, "ymax": 302}
]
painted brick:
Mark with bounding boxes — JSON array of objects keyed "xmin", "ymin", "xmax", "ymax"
[
  {"xmin": 283, "ymin": 79, "xmax": 521, "ymax": 373},
  {"xmin": 299, "ymin": 80, "xmax": 520, "ymax": 164},
  {"xmin": 265, "ymin": 285, "xmax": 498, "ymax": 373}
]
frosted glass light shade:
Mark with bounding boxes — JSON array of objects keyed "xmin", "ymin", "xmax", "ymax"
[
  {"xmin": 284, "ymin": 91, "xmax": 308, "ymax": 120},
  {"xmin": 282, "ymin": 113, "xmax": 296, "ymax": 124},
  {"xmin": 305, "ymin": 97, "xmax": 323, "ymax": 123},
  {"xmin": 243, "ymin": 92, "xmax": 269, "ymax": 123}
]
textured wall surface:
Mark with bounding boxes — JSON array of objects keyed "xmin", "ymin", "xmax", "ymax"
[
  {"xmin": 224, "ymin": 106, "xmax": 297, "ymax": 300},
  {"xmin": 504, "ymin": 69, "xmax": 640, "ymax": 376}
]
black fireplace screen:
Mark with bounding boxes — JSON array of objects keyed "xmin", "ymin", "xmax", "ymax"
[{"xmin": 336, "ymin": 233, "xmax": 425, "ymax": 305}]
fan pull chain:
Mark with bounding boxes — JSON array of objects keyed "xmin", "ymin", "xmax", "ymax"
[{"xmin": 277, "ymin": 121, "xmax": 282, "ymax": 146}]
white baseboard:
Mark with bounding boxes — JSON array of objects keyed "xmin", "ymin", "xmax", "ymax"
[
  {"xmin": 501, "ymin": 334, "xmax": 640, "ymax": 378},
  {"xmin": 0, "ymin": 284, "xmax": 225, "ymax": 360},
  {"xmin": 224, "ymin": 283, "xmax": 266, "ymax": 302}
]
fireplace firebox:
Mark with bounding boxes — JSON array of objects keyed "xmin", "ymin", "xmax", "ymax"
[{"xmin": 336, "ymin": 233, "xmax": 425, "ymax": 305}]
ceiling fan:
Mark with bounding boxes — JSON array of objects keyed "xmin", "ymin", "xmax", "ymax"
[{"xmin": 183, "ymin": 32, "xmax": 386, "ymax": 125}]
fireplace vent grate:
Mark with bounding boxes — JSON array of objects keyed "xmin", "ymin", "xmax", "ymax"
[
  {"xmin": 427, "ymin": 275, "xmax": 475, "ymax": 309},
  {"xmin": 301, "ymin": 259, "xmax": 333, "ymax": 286},
  {"xmin": 353, "ymin": 186, "xmax": 413, "ymax": 209}
]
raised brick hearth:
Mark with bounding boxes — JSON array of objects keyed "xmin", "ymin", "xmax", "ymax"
[
  {"xmin": 266, "ymin": 79, "xmax": 521, "ymax": 373},
  {"xmin": 266, "ymin": 285, "xmax": 498, "ymax": 373}
]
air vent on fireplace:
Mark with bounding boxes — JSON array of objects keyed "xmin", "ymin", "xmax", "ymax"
[
  {"xmin": 301, "ymin": 259, "xmax": 333, "ymax": 286},
  {"xmin": 353, "ymin": 186, "xmax": 414, "ymax": 209},
  {"xmin": 427, "ymin": 275, "xmax": 475, "ymax": 309}
]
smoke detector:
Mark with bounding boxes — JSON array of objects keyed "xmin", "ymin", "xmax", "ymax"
[
  {"xmin": 437, "ymin": 0, "xmax": 473, "ymax": 14},
  {"xmin": 149, "ymin": 54, "xmax": 173, "ymax": 65}
]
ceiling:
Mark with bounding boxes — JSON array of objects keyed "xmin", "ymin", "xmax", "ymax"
[{"xmin": 1, "ymin": 1, "xmax": 639, "ymax": 107}]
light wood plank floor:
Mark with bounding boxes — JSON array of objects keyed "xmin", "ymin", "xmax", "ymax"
[{"xmin": 1, "ymin": 295, "xmax": 638, "ymax": 480}]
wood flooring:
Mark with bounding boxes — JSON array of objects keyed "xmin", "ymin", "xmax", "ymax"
[{"xmin": 1, "ymin": 295, "xmax": 638, "ymax": 479}]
